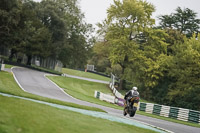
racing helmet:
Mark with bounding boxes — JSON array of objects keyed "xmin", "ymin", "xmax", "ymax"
[{"xmin": 132, "ymin": 86, "xmax": 138, "ymax": 91}]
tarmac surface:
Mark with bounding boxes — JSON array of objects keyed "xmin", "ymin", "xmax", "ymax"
[{"xmin": 11, "ymin": 67, "xmax": 200, "ymax": 133}]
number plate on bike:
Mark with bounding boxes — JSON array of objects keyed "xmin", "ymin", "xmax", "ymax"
[{"xmin": 133, "ymin": 103, "xmax": 138, "ymax": 107}]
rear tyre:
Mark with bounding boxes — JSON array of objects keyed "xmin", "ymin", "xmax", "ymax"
[
  {"xmin": 129, "ymin": 110, "xmax": 136, "ymax": 117},
  {"xmin": 123, "ymin": 108, "xmax": 127, "ymax": 116}
]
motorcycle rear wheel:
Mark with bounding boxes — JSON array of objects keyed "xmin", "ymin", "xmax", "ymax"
[{"xmin": 123, "ymin": 108, "xmax": 127, "ymax": 116}]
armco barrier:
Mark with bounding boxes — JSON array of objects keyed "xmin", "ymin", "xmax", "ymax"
[
  {"xmin": 109, "ymin": 82, "xmax": 124, "ymax": 99},
  {"xmin": 153, "ymin": 104, "xmax": 162, "ymax": 115},
  {"xmin": 188, "ymin": 110, "xmax": 200, "ymax": 123},
  {"xmin": 160, "ymin": 105, "xmax": 170, "ymax": 117},
  {"xmin": 169, "ymin": 107, "xmax": 179, "ymax": 119},
  {"xmin": 138, "ymin": 102, "xmax": 200, "ymax": 124},
  {"xmin": 115, "ymin": 97, "xmax": 125, "ymax": 107},
  {"xmin": 108, "ymin": 81, "xmax": 200, "ymax": 124},
  {"xmin": 94, "ymin": 91, "xmax": 115, "ymax": 104},
  {"xmin": 139, "ymin": 103, "xmax": 146, "ymax": 111}
]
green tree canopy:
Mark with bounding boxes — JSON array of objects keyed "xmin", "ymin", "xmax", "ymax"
[{"xmin": 158, "ymin": 7, "xmax": 200, "ymax": 37}]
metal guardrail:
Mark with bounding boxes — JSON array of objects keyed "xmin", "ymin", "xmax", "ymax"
[{"xmin": 108, "ymin": 82, "xmax": 200, "ymax": 124}]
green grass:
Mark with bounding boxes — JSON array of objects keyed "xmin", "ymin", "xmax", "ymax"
[
  {"xmin": 48, "ymin": 76, "xmax": 122, "ymax": 110},
  {"xmin": 0, "ymin": 71, "xmax": 104, "ymax": 112},
  {"xmin": 5, "ymin": 64, "xmax": 14, "ymax": 69},
  {"xmin": 31, "ymin": 65, "xmax": 62, "ymax": 75},
  {"xmin": 0, "ymin": 95, "xmax": 156, "ymax": 133},
  {"xmin": 48, "ymin": 75, "xmax": 200, "ymax": 128},
  {"xmin": 1, "ymin": 67, "xmax": 199, "ymax": 128},
  {"xmin": 62, "ymin": 68, "xmax": 110, "ymax": 82}
]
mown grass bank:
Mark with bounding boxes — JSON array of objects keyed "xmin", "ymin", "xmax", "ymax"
[
  {"xmin": 48, "ymin": 75, "xmax": 200, "ymax": 128},
  {"xmin": 0, "ymin": 70, "xmax": 104, "ymax": 112},
  {"xmin": 0, "ymin": 95, "xmax": 157, "ymax": 133},
  {"xmin": 62, "ymin": 68, "xmax": 110, "ymax": 82},
  {"xmin": 47, "ymin": 76, "xmax": 122, "ymax": 110}
]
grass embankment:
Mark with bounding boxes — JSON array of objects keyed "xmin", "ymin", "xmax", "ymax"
[
  {"xmin": 31, "ymin": 65, "xmax": 62, "ymax": 75},
  {"xmin": 48, "ymin": 76, "xmax": 122, "ymax": 110},
  {"xmin": 2, "ymin": 65, "xmax": 200, "ymax": 128},
  {"xmin": 48, "ymin": 75, "xmax": 200, "ymax": 128},
  {"xmin": 0, "ymin": 95, "xmax": 157, "ymax": 133},
  {"xmin": 62, "ymin": 68, "xmax": 110, "ymax": 82},
  {"xmin": 62, "ymin": 68, "xmax": 151, "ymax": 103},
  {"xmin": 0, "ymin": 70, "xmax": 103, "ymax": 112}
]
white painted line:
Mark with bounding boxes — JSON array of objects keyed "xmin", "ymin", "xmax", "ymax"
[
  {"xmin": 44, "ymin": 74, "xmax": 79, "ymax": 101},
  {"xmin": 11, "ymin": 67, "xmax": 28, "ymax": 92},
  {"xmin": 10, "ymin": 67, "xmax": 174, "ymax": 132}
]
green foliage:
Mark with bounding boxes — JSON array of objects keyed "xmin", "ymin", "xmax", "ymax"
[
  {"xmin": 167, "ymin": 34, "xmax": 200, "ymax": 110},
  {"xmin": 88, "ymin": 41, "xmax": 111, "ymax": 72},
  {"xmin": 0, "ymin": 0, "xmax": 94, "ymax": 68},
  {"xmin": 158, "ymin": 7, "xmax": 200, "ymax": 38},
  {"xmin": 96, "ymin": 0, "xmax": 156, "ymax": 89},
  {"xmin": 94, "ymin": 0, "xmax": 200, "ymax": 110},
  {"xmin": 0, "ymin": 0, "xmax": 22, "ymax": 50}
]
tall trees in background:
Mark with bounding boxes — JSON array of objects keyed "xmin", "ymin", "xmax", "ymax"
[
  {"xmin": 0, "ymin": 0, "xmax": 94, "ymax": 68},
  {"xmin": 158, "ymin": 7, "xmax": 200, "ymax": 38},
  {"xmin": 97, "ymin": 0, "xmax": 157, "ymax": 90},
  {"xmin": 91, "ymin": 0, "xmax": 200, "ymax": 110},
  {"xmin": 0, "ymin": 0, "xmax": 22, "ymax": 58}
]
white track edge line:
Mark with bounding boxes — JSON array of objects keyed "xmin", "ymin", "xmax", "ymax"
[
  {"xmin": 10, "ymin": 67, "xmax": 173, "ymax": 133},
  {"xmin": 44, "ymin": 74, "xmax": 79, "ymax": 101},
  {"xmin": 45, "ymin": 74, "xmax": 173, "ymax": 133},
  {"xmin": 11, "ymin": 67, "xmax": 28, "ymax": 92}
]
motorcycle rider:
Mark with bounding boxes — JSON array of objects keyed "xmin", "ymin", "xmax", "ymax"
[{"xmin": 124, "ymin": 86, "xmax": 140, "ymax": 107}]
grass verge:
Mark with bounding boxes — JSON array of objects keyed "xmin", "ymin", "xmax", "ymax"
[
  {"xmin": 47, "ymin": 76, "xmax": 122, "ymax": 110},
  {"xmin": 0, "ymin": 95, "xmax": 157, "ymax": 133},
  {"xmin": 62, "ymin": 68, "xmax": 110, "ymax": 82},
  {"xmin": 48, "ymin": 75, "xmax": 200, "ymax": 128},
  {"xmin": 0, "ymin": 71, "xmax": 104, "ymax": 112}
]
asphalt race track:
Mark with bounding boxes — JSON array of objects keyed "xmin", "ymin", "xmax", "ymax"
[{"xmin": 12, "ymin": 67, "xmax": 200, "ymax": 133}]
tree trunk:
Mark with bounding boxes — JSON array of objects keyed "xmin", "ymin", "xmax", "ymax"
[
  {"xmin": 26, "ymin": 55, "xmax": 32, "ymax": 65},
  {"xmin": 119, "ymin": 79, "xmax": 125, "ymax": 90},
  {"xmin": 118, "ymin": 65, "xmax": 125, "ymax": 90},
  {"xmin": 9, "ymin": 48, "xmax": 16, "ymax": 61}
]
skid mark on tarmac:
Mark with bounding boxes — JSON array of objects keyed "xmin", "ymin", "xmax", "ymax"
[{"xmin": 0, "ymin": 92, "xmax": 166, "ymax": 133}]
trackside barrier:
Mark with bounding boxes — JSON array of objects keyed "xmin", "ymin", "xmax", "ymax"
[
  {"xmin": 96, "ymin": 75, "xmax": 200, "ymax": 124},
  {"xmin": 94, "ymin": 91, "xmax": 115, "ymax": 104},
  {"xmin": 115, "ymin": 97, "xmax": 125, "ymax": 107},
  {"xmin": 0, "ymin": 64, "xmax": 5, "ymax": 71},
  {"xmin": 139, "ymin": 102, "xmax": 200, "ymax": 124},
  {"xmin": 109, "ymin": 76, "xmax": 200, "ymax": 124},
  {"xmin": 109, "ymin": 82, "xmax": 124, "ymax": 99},
  {"xmin": 94, "ymin": 91, "xmax": 126, "ymax": 107}
]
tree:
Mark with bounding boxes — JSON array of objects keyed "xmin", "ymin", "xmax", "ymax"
[
  {"xmin": 38, "ymin": 0, "xmax": 94, "ymax": 68},
  {"xmin": 158, "ymin": 7, "xmax": 200, "ymax": 38},
  {"xmin": 167, "ymin": 34, "xmax": 200, "ymax": 110},
  {"xmin": 0, "ymin": 0, "xmax": 22, "ymax": 58},
  {"xmin": 98, "ymin": 0, "xmax": 155, "ymax": 89},
  {"xmin": 88, "ymin": 41, "xmax": 111, "ymax": 73},
  {"xmin": 14, "ymin": 0, "xmax": 52, "ymax": 65}
]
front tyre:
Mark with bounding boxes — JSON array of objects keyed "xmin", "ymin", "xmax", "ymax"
[{"xmin": 129, "ymin": 107, "xmax": 137, "ymax": 117}]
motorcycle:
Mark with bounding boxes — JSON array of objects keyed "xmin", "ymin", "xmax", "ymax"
[{"xmin": 123, "ymin": 95, "xmax": 140, "ymax": 117}]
